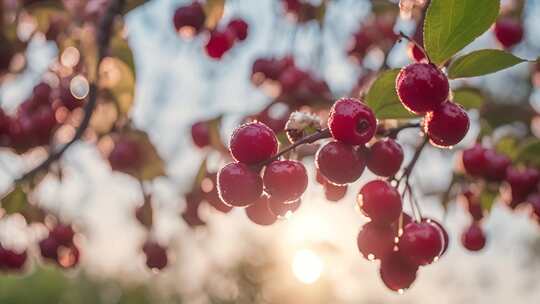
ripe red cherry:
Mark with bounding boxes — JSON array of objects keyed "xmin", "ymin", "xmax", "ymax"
[
  {"xmin": 201, "ymin": 173, "xmax": 233, "ymax": 213},
  {"xmin": 0, "ymin": 245, "xmax": 27, "ymax": 271},
  {"xmin": 462, "ymin": 190, "xmax": 484, "ymax": 222},
  {"xmin": 423, "ymin": 218, "xmax": 449, "ymax": 256},
  {"xmin": 173, "ymin": 1, "xmax": 206, "ymax": 36},
  {"xmin": 367, "ymin": 138, "xmax": 404, "ymax": 177},
  {"xmin": 494, "ymin": 18, "xmax": 524, "ymax": 48},
  {"xmin": 39, "ymin": 236, "xmax": 60, "ymax": 260},
  {"xmin": 358, "ymin": 180, "xmax": 402, "ymax": 225},
  {"xmin": 324, "ymin": 183, "xmax": 348, "ymax": 202},
  {"xmin": 316, "ymin": 141, "xmax": 366, "ymax": 185},
  {"xmin": 217, "ymin": 162, "xmax": 263, "ymax": 207},
  {"xmin": 462, "ymin": 144, "xmax": 487, "ymax": 177},
  {"xmin": 396, "ymin": 63, "xmax": 449, "ymax": 114},
  {"xmin": 142, "ymin": 241, "xmax": 168, "ymax": 270},
  {"xmin": 408, "ymin": 43, "xmax": 426, "ymax": 63},
  {"xmin": 191, "ymin": 121, "xmax": 210, "ymax": 148},
  {"xmin": 227, "ymin": 18, "xmax": 249, "ymax": 41},
  {"xmin": 33, "ymin": 82, "xmax": 52, "ymax": 105},
  {"xmin": 327, "ymin": 97, "xmax": 376, "ymax": 145},
  {"xmin": 399, "ymin": 222, "xmax": 444, "ymax": 266},
  {"xmin": 58, "ymin": 85, "xmax": 83, "ymax": 110},
  {"xmin": 263, "ymin": 160, "xmax": 308, "ymax": 203},
  {"xmin": 483, "ymin": 149, "xmax": 511, "ymax": 181},
  {"xmin": 229, "ymin": 122, "xmax": 278, "ymax": 165},
  {"xmin": 205, "ymin": 30, "xmax": 234, "ymax": 59},
  {"xmin": 108, "ymin": 137, "xmax": 142, "ymax": 173},
  {"xmin": 379, "ymin": 251, "xmax": 418, "ymax": 292},
  {"xmin": 424, "ymin": 102, "xmax": 470, "ymax": 147},
  {"xmin": 279, "ymin": 66, "xmax": 308, "ymax": 94},
  {"xmin": 506, "ymin": 166, "xmax": 540, "ymax": 207},
  {"xmin": 50, "ymin": 224, "xmax": 75, "ymax": 246},
  {"xmin": 268, "ymin": 197, "xmax": 301, "ymax": 218},
  {"xmin": 357, "ymin": 222, "xmax": 396, "ymax": 261},
  {"xmin": 245, "ymin": 195, "xmax": 277, "ymax": 226},
  {"xmin": 461, "ymin": 223, "xmax": 486, "ymax": 252},
  {"xmin": 390, "ymin": 212, "xmax": 413, "ymax": 234}
]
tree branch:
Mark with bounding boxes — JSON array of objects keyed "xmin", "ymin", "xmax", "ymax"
[{"xmin": 16, "ymin": 0, "xmax": 126, "ymax": 183}]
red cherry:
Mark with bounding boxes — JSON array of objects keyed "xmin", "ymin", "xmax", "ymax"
[
  {"xmin": 0, "ymin": 244, "xmax": 27, "ymax": 271},
  {"xmin": 399, "ymin": 222, "xmax": 444, "ymax": 266},
  {"xmin": 57, "ymin": 244, "xmax": 80, "ymax": 269},
  {"xmin": 424, "ymin": 102, "xmax": 470, "ymax": 147},
  {"xmin": 379, "ymin": 251, "xmax": 418, "ymax": 292},
  {"xmin": 358, "ymin": 180, "xmax": 402, "ymax": 225},
  {"xmin": 201, "ymin": 173, "xmax": 233, "ymax": 213},
  {"xmin": 33, "ymin": 82, "xmax": 52, "ymax": 105},
  {"xmin": 205, "ymin": 30, "xmax": 234, "ymax": 59},
  {"xmin": 217, "ymin": 162, "xmax": 263, "ymax": 207},
  {"xmin": 494, "ymin": 18, "xmax": 524, "ymax": 48},
  {"xmin": 263, "ymin": 160, "xmax": 308, "ymax": 203},
  {"xmin": 357, "ymin": 222, "xmax": 396, "ymax": 261},
  {"xmin": 227, "ymin": 18, "xmax": 249, "ymax": 41},
  {"xmin": 58, "ymin": 85, "xmax": 83, "ymax": 110},
  {"xmin": 483, "ymin": 149, "xmax": 511, "ymax": 181},
  {"xmin": 506, "ymin": 166, "xmax": 540, "ymax": 208},
  {"xmin": 324, "ymin": 183, "xmax": 348, "ymax": 202},
  {"xmin": 367, "ymin": 138, "xmax": 404, "ymax": 177},
  {"xmin": 108, "ymin": 137, "xmax": 142, "ymax": 173},
  {"xmin": 390, "ymin": 212, "xmax": 413, "ymax": 234},
  {"xmin": 396, "ymin": 63, "xmax": 449, "ymax": 114},
  {"xmin": 462, "ymin": 144, "xmax": 488, "ymax": 177},
  {"xmin": 173, "ymin": 1, "xmax": 206, "ymax": 36},
  {"xmin": 191, "ymin": 121, "xmax": 210, "ymax": 148},
  {"xmin": 50, "ymin": 224, "xmax": 75, "ymax": 246},
  {"xmin": 39, "ymin": 235, "xmax": 60, "ymax": 260},
  {"xmin": 315, "ymin": 141, "xmax": 366, "ymax": 185},
  {"xmin": 462, "ymin": 190, "xmax": 484, "ymax": 222},
  {"xmin": 229, "ymin": 122, "xmax": 278, "ymax": 165},
  {"xmin": 423, "ymin": 218, "xmax": 449, "ymax": 256},
  {"xmin": 245, "ymin": 195, "xmax": 277, "ymax": 226},
  {"xmin": 278, "ymin": 66, "xmax": 308, "ymax": 94},
  {"xmin": 268, "ymin": 197, "xmax": 301, "ymax": 218},
  {"xmin": 461, "ymin": 223, "xmax": 486, "ymax": 252},
  {"xmin": 143, "ymin": 241, "xmax": 168, "ymax": 270},
  {"xmin": 327, "ymin": 97, "xmax": 376, "ymax": 145},
  {"xmin": 407, "ymin": 43, "xmax": 426, "ymax": 63}
]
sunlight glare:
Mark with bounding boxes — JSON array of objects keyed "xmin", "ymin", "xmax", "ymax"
[{"xmin": 292, "ymin": 249, "xmax": 324, "ymax": 284}]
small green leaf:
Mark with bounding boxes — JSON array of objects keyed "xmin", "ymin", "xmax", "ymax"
[
  {"xmin": 1, "ymin": 185, "xmax": 27, "ymax": 215},
  {"xmin": 452, "ymin": 88, "xmax": 484, "ymax": 109},
  {"xmin": 203, "ymin": 0, "xmax": 225, "ymax": 30},
  {"xmin": 480, "ymin": 188, "xmax": 497, "ymax": 212},
  {"xmin": 448, "ymin": 49, "xmax": 528, "ymax": 79},
  {"xmin": 495, "ymin": 136, "xmax": 520, "ymax": 160},
  {"xmin": 424, "ymin": 0, "xmax": 500, "ymax": 65},
  {"xmin": 516, "ymin": 139, "xmax": 540, "ymax": 166},
  {"xmin": 365, "ymin": 69, "xmax": 416, "ymax": 119}
]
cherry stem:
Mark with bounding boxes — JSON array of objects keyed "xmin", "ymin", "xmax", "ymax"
[
  {"xmin": 398, "ymin": 136, "xmax": 429, "ymax": 221},
  {"xmin": 398, "ymin": 31, "xmax": 430, "ymax": 62},
  {"xmin": 258, "ymin": 128, "xmax": 331, "ymax": 167},
  {"xmin": 15, "ymin": 0, "xmax": 126, "ymax": 184},
  {"xmin": 381, "ymin": 122, "xmax": 421, "ymax": 139}
]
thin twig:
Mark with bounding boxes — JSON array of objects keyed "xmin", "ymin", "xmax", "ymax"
[
  {"xmin": 381, "ymin": 122, "xmax": 421, "ymax": 139},
  {"xmin": 15, "ymin": 0, "xmax": 126, "ymax": 183}
]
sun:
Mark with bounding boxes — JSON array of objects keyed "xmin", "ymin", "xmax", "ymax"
[{"xmin": 292, "ymin": 249, "xmax": 324, "ymax": 284}]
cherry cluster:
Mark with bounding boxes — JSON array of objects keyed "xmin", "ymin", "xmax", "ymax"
[
  {"xmin": 459, "ymin": 143, "xmax": 540, "ymax": 251},
  {"xmin": 173, "ymin": 1, "xmax": 249, "ymax": 59},
  {"xmin": 251, "ymin": 55, "xmax": 332, "ymax": 107},
  {"xmin": 347, "ymin": 15, "xmax": 398, "ymax": 64},
  {"xmin": 0, "ymin": 81, "xmax": 83, "ymax": 153},
  {"xmin": 39, "ymin": 223, "xmax": 80, "ymax": 269}
]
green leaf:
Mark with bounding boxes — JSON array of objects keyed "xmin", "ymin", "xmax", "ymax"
[
  {"xmin": 203, "ymin": 0, "xmax": 225, "ymax": 30},
  {"xmin": 365, "ymin": 69, "xmax": 416, "ymax": 119},
  {"xmin": 1, "ymin": 185, "xmax": 27, "ymax": 215},
  {"xmin": 516, "ymin": 139, "xmax": 540, "ymax": 166},
  {"xmin": 480, "ymin": 188, "xmax": 497, "ymax": 212},
  {"xmin": 495, "ymin": 136, "xmax": 520, "ymax": 159},
  {"xmin": 452, "ymin": 88, "xmax": 484, "ymax": 109},
  {"xmin": 448, "ymin": 49, "xmax": 528, "ymax": 79},
  {"xmin": 424, "ymin": 0, "xmax": 500, "ymax": 65}
]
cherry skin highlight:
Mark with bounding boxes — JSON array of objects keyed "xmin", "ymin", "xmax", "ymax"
[
  {"xmin": 424, "ymin": 101, "xmax": 470, "ymax": 147},
  {"xmin": 263, "ymin": 160, "xmax": 308, "ymax": 203},
  {"xmin": 399, "ymin": 222, "xmax": 444, "ymax": 266},
  {"xmin": 327, "ymin": 97, "xmax": 377, "ymax": 145},
  {"xmin": 396, "ymin": 63, "xmax": 449, "ymax": 114},
  {"xmin": 315, "ymin": 141, "xmax": 366, "ymax": 185},
  {"xmin": 367, "ymin": 138, "xmax": 404, "ymax": 177},
  {"xmin": 358, "ymin": 180, "xmax": 402, "ymax": 225},
  {"xmin": 461, "ymin": 223, "xmax": 486, "ymax": 251},
  {"xmin": 229, "ymin": 122, "xmax": 278, "ymax": 165},
  {"xmin": 217, "ymin": 162, "xmax": 263, "ymax": 207},
  {"xmin": 357, "ymin": 222, "xmax": 396, "ymax": 261}
]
